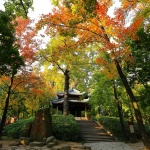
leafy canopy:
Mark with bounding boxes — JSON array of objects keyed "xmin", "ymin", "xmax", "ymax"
[{"xmin": 0, "ymin": 10, "xmax": 24, "ymax": 76}]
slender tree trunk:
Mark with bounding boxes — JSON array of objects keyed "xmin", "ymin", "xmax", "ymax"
[
  {"xmin": 113, "ymin": 81, "xmax": 127, "ymax": 141},
  {"xmin": 63, "ymin": 69, "xmax": 70, "ymax": 115},
  {"xmin": 100, "ymin": 25, "xmax": 150, "ymax": 148},
  {"xmin": 114, "ymin": 59, "xmax": 150, "ymax": 149},
  {"xmin": 0, "ymin": 75, "xmax": 14, "ymax": 139}
]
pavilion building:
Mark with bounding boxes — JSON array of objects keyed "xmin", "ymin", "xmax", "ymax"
[{"xmin": 51, "ymin": 88, "xmax": 90, "ymax": 119}]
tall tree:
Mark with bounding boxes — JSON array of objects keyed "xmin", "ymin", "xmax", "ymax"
[
  {"xmin": 0, "ymin": 11, "xmax": 24, "ymax": 138},
  {"xmin": 36, "ymin": 1, "xmax": 150, "ymax": 148},
  {"xmin": 127, "ymin": 27, "xmax": 150, "ymax": 124},
  {"xmin": 38, "ymin": 35, "xmax": 94, "ymax": 115}
]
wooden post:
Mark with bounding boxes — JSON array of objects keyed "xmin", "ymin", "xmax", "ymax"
[{"xmin": 128, "ymin": 121, "xmax": 137, "ymax": 143}]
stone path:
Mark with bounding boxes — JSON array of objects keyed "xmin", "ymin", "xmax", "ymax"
[{"xmin": 85, "ymin": 142, "xmax": 133, "ymax": 150}]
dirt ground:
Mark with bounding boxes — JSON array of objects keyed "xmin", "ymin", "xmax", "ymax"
[
  {"xmin": 0, "ymin": 139, "xmax": 145, "ymax": 150},
  {"xmin": 0, "ymin": 139, "xmax": 16, "ymax": 148},
  {"xmin": 0, "ymin": 139, "xmax": 83, "ymax": 149}
]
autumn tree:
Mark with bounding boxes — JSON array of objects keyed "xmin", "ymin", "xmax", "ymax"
[
  {"xmin": 37, "ymin": 34, "xmax": 95, "ymax": 115},
  {"xmin": 38, "ymin": 35, "xmax": 72, "ymax": 115},
  {"xmin": 36, "ymin": 0, "xmax": 150, "ymax": 148},
  {"xmin": 0, "ymin": 68, "xmax": 55, "ymax": 120},
  {"xmin": 0, "ymin": 15, "xmax": 41, "ymax": 119},
  {"xmin": 0, "ymin": 4, "xmax": 44, "ymax": 137},
  {"xmin": 8, "ymin": 15, "xmax": 47, "ymax": 117}
]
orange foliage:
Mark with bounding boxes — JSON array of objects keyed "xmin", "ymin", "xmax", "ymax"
[
  {"xmin": 126, "ymin": 15, "xmax": 143, "ymax": 39},
  {"xmin": 15, "ymin": 17, "xmax": 41, "ymax": 63},
  {"xmin": 96, "ymin": 58, "xmax": 105, "ymax": 64},
  {"xmin": 36, "ymin": 0, "xmax": 145, "ymax": 80}
]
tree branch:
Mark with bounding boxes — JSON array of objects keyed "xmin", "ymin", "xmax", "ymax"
[
  {"xmin": 11, "ymin": 80, "xmax": 24, "ymax": 92},
  {"xmin": 20, "ymin": 0, "xmax": 28, "ymax": 17}
]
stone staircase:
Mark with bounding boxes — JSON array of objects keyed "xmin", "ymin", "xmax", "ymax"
[{"xmin": 76, "ymin": 120, "xmax": 117, "ymax": 143}]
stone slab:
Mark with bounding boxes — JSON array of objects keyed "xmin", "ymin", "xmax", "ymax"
[{"xmin": 85, "ymin": 142, "xmax": 133, "ymax": 150}]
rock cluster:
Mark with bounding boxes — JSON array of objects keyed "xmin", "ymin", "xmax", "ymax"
[{"xmin": 0, "ymin": 136, "xmax": 91, "ymax": 150}]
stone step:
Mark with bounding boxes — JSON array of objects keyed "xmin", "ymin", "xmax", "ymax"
[
  {"xmin": 81, "ymin": 131, "xmax": 110, "ymax": 135},
  {"xmin": 84, "ymin": 137, "xmax": 116, "ymax": 141},
  {"xmin": 81, "ymin": 131, "xmax": 109, "ymax": 134},
  {"xmin": 77, "ymin": 120, "xmax": 117, "ymax": 143},
  {"xmin": 82, "ymin": 135, "xmax": 115, "ymax": 139},
  {"xmin": 84, "ymin": 139, "xmax": 117, "ymax": 143}
]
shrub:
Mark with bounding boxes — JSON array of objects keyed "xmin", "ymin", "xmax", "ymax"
[
  {"xmin": 94, "ymin": 116, "xmax": 150, "ymax": 141},
  {"xmin": 3, "ymin": 117, "xmax": 34, "ymax": 138},
  {"xmin": 3, "ymin": 114, "xmax": 83, "ymax": 142},
  {"xmin": 95, "ymin": 116, "xmax": 129, "ymax": 141},
  {"xmin": 52, "ymin": 114, "xmax": 83, "ymax": 142}
]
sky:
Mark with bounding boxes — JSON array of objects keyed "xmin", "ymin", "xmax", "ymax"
[
  {"xmin": 0, "ymin": 0, "xmax": 5, "ymax": 10},
  {"xmin": 28, "ymin": 0, "xmax": 53, "ymax": 19}
]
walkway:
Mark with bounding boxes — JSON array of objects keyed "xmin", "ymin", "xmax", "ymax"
[
  {"xmin": 76, "ymin": 118, "xmax": 133, "ymax": 150},
  {"xmin": 85, "ymin": 142, "xmax": 133, "ymax": 150}
]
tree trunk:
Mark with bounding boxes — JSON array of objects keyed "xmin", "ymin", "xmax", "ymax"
[
  {"xmin": 113, "ymin": 81, "xmax": 127, "ymax": 141},
  {"xmin": 114, "ymin": 59, "xmax": 150, "ymax": 149},
  {"xmin": 0, "ymin": 75, "xmax": 14, "ymax": 139},
  {"xmin": 63, "ymin": 69, "xmax": 70, "ymax": 115},
  {"xmin": 100, "ymin": 25, "xmax": 150, "ymax": 148}
]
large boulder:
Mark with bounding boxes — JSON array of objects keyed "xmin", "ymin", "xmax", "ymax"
[{"xmin": 30, "ymin": 108, "xmax": 52, "ymax": 141}]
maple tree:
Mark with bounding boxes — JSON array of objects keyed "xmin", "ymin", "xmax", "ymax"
[
  {"xmin": 0, "ymin": 0, "xmax": 57, "ymax": 140},
  {"xmin": 15, "ymin": 16, "xmax": 40, "ymax": 64},
  {"xmin": 36, "ymin": 0, "xmax": 150, "ymax": 148},
  {"xmin": 13, "ymin": 72, "xmax": 44, "ymax": 116},
  {"xmin": 10, "ymin": 16, "xmax": 50, "ymax": 117},
  {"xmin": 0, "ymin": 8, "xmax": 44, "ymax": 138},
  {"xmin": 0, "ymin": 69, "xmax": 52, "ymax": 119}
]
